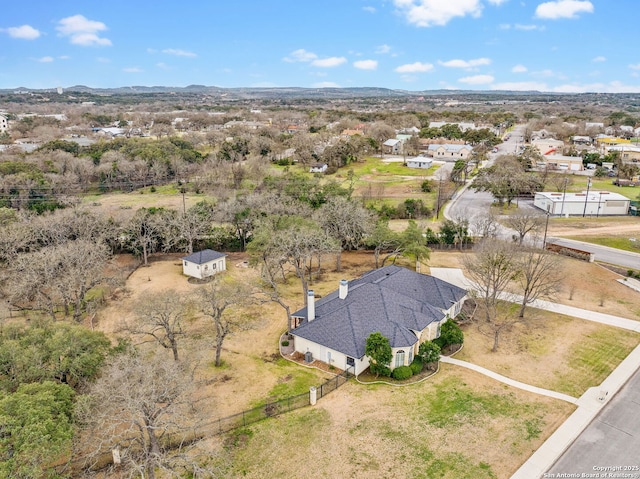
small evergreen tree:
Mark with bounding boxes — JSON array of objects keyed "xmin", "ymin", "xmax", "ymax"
[
  {"xmin": 418, "ymin": 341, "xmax": 441, "ymax": 370},
  {"xmin": 434, "ymin": 320, "xmax": 464, "ymax": 350},
  {"xmin": 365, "ymin": 332, "xmax": 392, "ymax": 377}
]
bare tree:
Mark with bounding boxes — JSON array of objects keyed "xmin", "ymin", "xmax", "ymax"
[
  {"xmin": 314, "ymin": 196, "xmax": 375, "ymax": 271},
  {"xmin": 76, "ymin": 350, "xmax": 222, "ymax": 479},
  {"xmin": 471, "ymin": 211, "xmax": 500, "ymax": 240},
  {"xmin": 515, "ymin": 246, "xmax": 563, "ymax": 318},
  {"xmin": 196, "ymin": 277, "xmax": 261, "ymax": 367},
  {"xmin": 364, "ymin": 220, "xmax": 402, "ymax": 268},
  {"xmin": 123, "ymin": 291, "xmax": 191, "ymax": 361},
  {"xmin": 463, "ymin": 240, "xmax": 520, "ymax": 351},
  {"xmin": 249, "ymin": 216, "xmax": 340, "ymax": 304},
  {"xmin": 6, "ymin": 239, "xmax": 111, "ymax": 320},
  {"xmin": 504, "ymin": 210, "xmax": 544, "ymax": 245},
  {"xmin": 121, "ymin": 208, "xmax": 165, "ymax": 265}
]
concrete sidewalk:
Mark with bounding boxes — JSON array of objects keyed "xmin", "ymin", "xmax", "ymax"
[{"xmin": 440, "ymin": 356, "xmax": 577, "ymax": 403}]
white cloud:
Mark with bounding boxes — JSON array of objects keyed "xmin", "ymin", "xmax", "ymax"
[
  {"xmin": 535, "ymin": 1, "xmax": 594, "ymax": 19},
  {"xmin": 162, "ymin": 48, "xmax": 197, "ymax": 58},
  {"xmin": 395, "ymin": 61, "xmax": 434, "ymax": 73},
  {"xmin": 353, "ymin": 59, "xmax": 378, "ymax": 70},
  {"xmin": 439, "ymin": 57, "xmax": 491, "ymax": 68},
  {"xmin": 515, "ymin": 24, "xmax": 544, "ymax": 30},
  {"xmin": 313, "ymin": 81, "xmax": 340, "ymax": 88},
  {"xmin": 37, "ymin": 56, "xmax": 54, "ymax": 63},
  {"xmin": 628, "ymin": 64, "xmax": 640, "ymax": 71},
  {"xmin": 5, "ymin": 25, "xmax": 41, "ymax": 40},
  {"xmin": 376, "ymin": 44, "xmax": 391, "ymax": 54},
  {"xmin": 123, "ymin": 67, "xmax": 143, "ymax": 73},
  {"xmin": 363, "ymin": 6, "xmax": 376, "ymax": 13},
  {"xmin": 552, "ymin": 81, "xmax": 640, "ymax": 94},
  {"xmin": 393, "ymin": 0, "xmax": 484, "ymax": 27},
  {"xmin": 311, "ymin": 57, "xmax": 347, "ymax": 68},
  {"xmin": 459, "ymin": 74, "xmax": 494, "ymax": 84},
  {"xmin": 283, "ymin": 49, "xmax": 318, "ymax": 63},
  {"xmin": 511, "ymin": 64, "xmax": 528, "ymax": 73},
  {"xmin": 58, "ymin": 55, "xmax": 70, "ymax": 60},
  {"xmin": 487, "ymin": 0, "xmax": 507, "ymax": 4},
  {"xmin": 56, "ymin": 14, "xmax": 111, "ymax": 46},
  {"xmin": 592, "ymin": 56, "xmax": 606, "ymax": 63},
  {"xmin": 156, "ymin": 62, "xmax": 170, "ymax": 70},
  {"xmin": 491, "ymin": 81, "xmax": 548, "ymax": 91}
]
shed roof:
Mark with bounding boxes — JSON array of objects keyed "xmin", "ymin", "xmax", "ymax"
[{"xmin": 181, "ymin": 249, "xmax": 226, "ymax": 265}]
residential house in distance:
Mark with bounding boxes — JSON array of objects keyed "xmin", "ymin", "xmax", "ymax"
[
  {"xmin": 382, "ymin": 138, "xmax": 402, "ymax": 155},
  {"xmin": 406, "ymin": 156, "xmax": 433, "ymax": 169},
  {"xmin": 427, "ymin": 144, "xmax": 472, "ymax": 160},
  {"xmin": 605, "ymin": 145, "xmax": 640, "ymax": 164},
  {"xmin": 537, "ymin": 154, "xmax": 583, "ymax": 172},
  {"xmin": 181, "ymin": 249, "xmax": 227, "ymax": 280},
  {"xmin": 532, "ymin": 138, "xmax": 565, "ymax": 156},
  {"xmin": 290, "ymin": 265, "xmax": 467, "ymax": 375}
]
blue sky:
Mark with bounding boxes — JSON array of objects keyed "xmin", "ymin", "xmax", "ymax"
[{"xmin": 1, "ymin": 0, "xmax": 639, "ymax": 93}]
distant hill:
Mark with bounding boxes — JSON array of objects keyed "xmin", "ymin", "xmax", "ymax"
[{"xmin": 0, "ymin": 84, "xmax": 548, "ymax": 99}]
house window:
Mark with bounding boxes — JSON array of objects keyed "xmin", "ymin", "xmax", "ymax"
[
  {"xmin": 395, "ymin": 350, "xmax": 405, "ymax": 368},
  {"xmin": 212, "ymin": 263, "xmax": 217, "ymax": 270},
  {"xmin": 183, "ymin": 261, "xmax": 187, "ymax": 267},
  {"xmin": 346, "ymin": 357, "xmax": 355, "ymax": 367},
  {"xmin": 408, "ymin": 349, "xmax": 413, "ymax": 364}
]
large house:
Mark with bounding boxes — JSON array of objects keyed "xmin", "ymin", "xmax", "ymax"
[
  {"xmin": 290, "ymin": 265, "xmax": 467, "ymax": 376},
  {"xmin": 181, "ymin": 249, "xmax": 227, "ymax": 280}
]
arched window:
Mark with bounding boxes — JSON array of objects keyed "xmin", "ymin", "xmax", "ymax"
[{"xmin": 395, "ymin": 350, "xmax": 405, "ymax": 368}]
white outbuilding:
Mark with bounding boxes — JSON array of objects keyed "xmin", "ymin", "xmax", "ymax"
[
  {"xmin": 406, "ymin": 156, "xmax": 433, "ymax": 169},
  {"xmin": 181, "ymin": 249, "xmax": 227, "ymax": 279},
  {"xmin": 534, "ymin": 191, "xmax": 630, "ymax": 216}
]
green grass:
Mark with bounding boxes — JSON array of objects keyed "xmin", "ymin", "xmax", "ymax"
[
  {"xmin": 421, "ymin": 376, "xmax": 533, "ymax": 428},
  {"xmin": 567, "ymin": 178, "xmax": 639, "ymax": 200},
  {"xmin": 564, "ymin": 235, "xmax": 640, "ymax": 253},
  {"xmin": 349, "ymin": 156, "xmax": 437, "ymax": 178},
  {"xmin": 553, "ymin": 328, "xmax": 640, "ymax": 397}
]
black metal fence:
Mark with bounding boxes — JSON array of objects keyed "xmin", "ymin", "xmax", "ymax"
[{"xmin": 212, "ymin": 368, "xmax": 353, "ymax": 435}]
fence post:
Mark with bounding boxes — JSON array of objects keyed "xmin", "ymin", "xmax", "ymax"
[{"xmin": 309, "ymin": 386, "xmax": 317, "ymax": 406}]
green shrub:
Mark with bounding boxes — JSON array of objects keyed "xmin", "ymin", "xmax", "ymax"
[
  {"xmin": 392, "ymin": 365, "xmax": 414, "ymax": 380},
  {"xmin": 434, "ymin": 320, "xmax": 464, "ymax": 349},
  {"xmin": 410, "ymin": 357, "xmax": 424, "ymax": 375},
  {"xmin": 281, "ymin": 340, "xmax": 289, "ymax": 347}
]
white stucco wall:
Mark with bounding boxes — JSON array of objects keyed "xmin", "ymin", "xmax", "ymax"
[
  {"xmin": 182, "ymin": 257, "xmax": 226, "ymax": 279},
  {"xmin": 293, "ymin": 336, "xmax": 370, "ymax": 375}
]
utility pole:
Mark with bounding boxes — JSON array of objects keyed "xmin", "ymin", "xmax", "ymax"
[
  {"xmin": 582, "ymin": 178, "xmax": 592, "ymax": 218},
  {"xmin": 560, "ymin": 177, "xmax": 568, "ymax": 217},
  {"xmin": 542, "ymin": 206, "xmax": 550, "ymax": 249}
]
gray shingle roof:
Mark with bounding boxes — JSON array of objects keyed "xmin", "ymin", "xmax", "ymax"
[
  {"xmin": 291, "ymin": 265, "xmax": 467, "ymax": 358},
  {"xmin": 181, "ymin": 249, "xmax": 226, "ymax": 265}
]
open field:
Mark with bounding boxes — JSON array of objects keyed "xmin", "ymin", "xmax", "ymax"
[{"xmin": 87, "ymin": 249, "xmax": 640, "ymax": 478}]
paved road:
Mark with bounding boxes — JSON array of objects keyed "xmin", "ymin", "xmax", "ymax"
[
  {"xmin": 547, "ymin": 237, "xmax": 640, "ymax": 270},
  {"xmin": 547, "ymin": 365, "xmax": 640, "ymax": 478}
]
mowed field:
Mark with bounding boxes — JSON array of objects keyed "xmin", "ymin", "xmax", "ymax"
[{"xmin": 92, "ymin": 248, "xmax": 640, "ymax": 479}]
